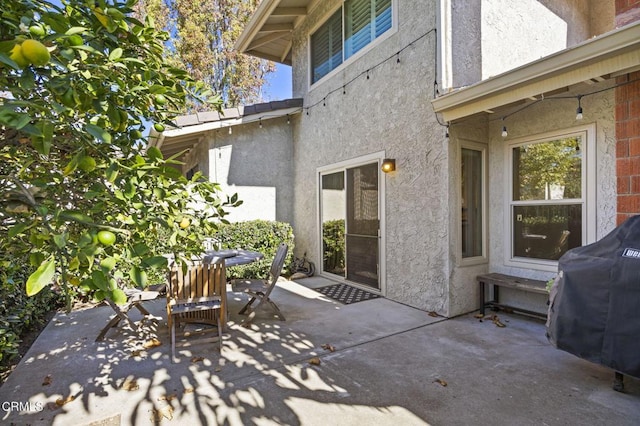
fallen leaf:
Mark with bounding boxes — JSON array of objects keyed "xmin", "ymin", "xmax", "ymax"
[
  {"xmin": 309, "ymin": 357, "xmax": 321, "ymax": 366},
  {"xmin": 191, "ymin": 356, "xmax": 204, "ymax": 363},
  {"xmin": 42, "ymin": 375, "xmax": 52, "ymax": 386},
  {"xmin": 122, "ymin": 378, "xmax": 139, "ymax": 391},
  {"xmin": 150, "ymin": 405, "xmax": 174, "ymax": 422},
  {"xmin": 55, "ymin": 395, "xmax": 76, "ymax": 406},
  {"xmin": 214, "ymin": 366, "xmax": 222, "ymax": 372},
  {"xmin": 428, "ymin": 311, "xmax": 440, "ymax": 317},
  {"xmin": 158, "ymin": 394, "xmax": 177, "ymax": 402},
  {"xmin": 143, "ymin": 338, "xmax": 161, "ymax": 349},
  {"xmin": 492, "ymin": 315, "xmax": 506, "ymax": 328},
  {"xmin": 474, "ymin": 313, "xmax": 484, "ymax": 319},
  {"xmin": 184, "ymin": 387, "xmax": 195, "ymax": 394},
  {"xmin": 321, "ymin": 343, "xmax": 335, "ymax": 352},
  {"xmin": 130, "ymin": 350, "xmax": 142, "ymax": 358},
  {"xmin": 434, "ymin": 378, "xmax": 448, "ymax": 387}
]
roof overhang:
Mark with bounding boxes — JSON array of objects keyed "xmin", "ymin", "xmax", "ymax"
[
  {"xmin": 432, "ymin": 21, "xmax": 640, "ymax": 122},
  {"xmin": 235, "ymin": 0, "xmax": 317, "ymax": 65},
  {"xmin": 148, "ymin": 100, "xmax": 303, "ymax": 159}
]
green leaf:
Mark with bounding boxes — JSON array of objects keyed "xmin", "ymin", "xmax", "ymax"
[
  {"xmin": 91, "ymin": 270, "xmax": 109, "ymax": 292},
  {"xmin": 147, "ymin": 146, "xmax": 163, "ymax": 161},
  {"xmin": 142, "ymin": 256, "xmax": 168, "ymax": 269},
  {"xmin": 8, "ymin": 222, "xmax": 30, "ymax": 238},
  {"xmin": 108, "ymin": 47, "xmax": 123, "ymax": 61},
  {"xmin": 86, "ymin": 123, "xmax": 112, "ymax": 143},
  {"xmin": 65, "ymin": 26, "xmax": 88, "ymax": 35},
  {"xmin": 110, "ymin": 288, "xmax": 127, "ymax": 305},
  {"xmin": 53, "ymin": 233, "xmax": 67, "ymax": 249},
  {"xmin": 129, "ymin": 266, "xmax": 148, "ymax": 288},
  {"xmin": 100, "ymin": 257, "xmax": 117, "ymax": 272},
  {"xmin": 26, "ymin": 256, "xmax": 56, "ymax": 296}
]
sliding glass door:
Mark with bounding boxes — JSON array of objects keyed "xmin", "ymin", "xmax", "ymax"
[{"xmin": 320, "ymin": 161, "xmax": 380, "ymax": 290}]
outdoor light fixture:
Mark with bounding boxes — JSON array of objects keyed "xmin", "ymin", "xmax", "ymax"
[
  {"xmin": 576, "ymin": 96, "xmax": 583, "ymax": 120},
  {"xmin": 501, "ymin": 118, "xmax": 508, "ymax": 138},
  {"xmin": 228, "ymin": 126, "xmax": 233, "ymax": 135},
  {"xmin": 381, "ymin": 158, "xmax": 396, "ymax": 173}
]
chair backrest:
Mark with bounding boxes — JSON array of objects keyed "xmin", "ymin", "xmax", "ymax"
[
  {"xmin": 169, "ymin": 259, "xmax": 225, "ymax": 302},
  {"xmin": 268, "ymin": 243, "xmax": 289, "ymax": 285}
]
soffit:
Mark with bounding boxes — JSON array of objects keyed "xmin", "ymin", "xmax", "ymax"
[
  {"xmin": 235, "ymin": 0, "xmax": 316, "ymax": 65},
  {"xmin": 432, "ymin": 22, "xmax": 640, "ymax": 122}
]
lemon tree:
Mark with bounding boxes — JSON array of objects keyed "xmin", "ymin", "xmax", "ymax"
[{"xmin": 0, "ymin": 0, "xmax": 239, "ymax": 311}]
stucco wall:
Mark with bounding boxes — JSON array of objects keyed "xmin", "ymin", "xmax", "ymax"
[
  {"xmin": 183, "ymin": 119, "xmax": 295, "ymax": 224},
  {"xmin": 450, "ymin": 0, "xmax": 614, "ymax": 88},
  {"xmin": 291, "ymin": 0, "xmax": 452, "ymax": 314}
]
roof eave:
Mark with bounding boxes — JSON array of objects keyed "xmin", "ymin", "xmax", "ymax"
[{"xmin": 432, "ymin": 22, "xmax": 640, "ymax": 122}]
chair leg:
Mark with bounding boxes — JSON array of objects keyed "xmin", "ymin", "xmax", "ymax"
[
  {"xmin": 216, "ymin": 311, "xmax": 223, "ymax": 352},
  {"xmin": 238, "ymin": 296, "xmax": 257, "ymax": 315},
  {"xmin": 171, "ymin": 316, "xmax": 177, "ymax": 363}
]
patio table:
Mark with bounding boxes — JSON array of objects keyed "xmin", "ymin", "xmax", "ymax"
[{"xmin": 201, "ymin": 249, "xmax": 264, "ymax": 330}]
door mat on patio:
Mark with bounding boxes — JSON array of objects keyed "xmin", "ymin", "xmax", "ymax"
[{"xmin": 314, "ymin": 283, "xmax": 381, "ymax": 304}]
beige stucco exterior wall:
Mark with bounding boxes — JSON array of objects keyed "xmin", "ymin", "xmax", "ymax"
[
  {"xmin": 290, "ymin": 0, "xmax": 453, "ymax": 314},
  {"xmin": 449, "ymin": 0, "xmax": 614, "ymax": 89},
  {"xmin": 182, "ymin": 119, "xmax": 295, "ymax": 224}
]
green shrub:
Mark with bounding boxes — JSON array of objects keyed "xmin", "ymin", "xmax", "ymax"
[
  {"xmin": 216, "ymin": 220, "xmax": 295, "ymax": 279},
  {"xmin": 0, "ymin": 257, "xmax": 61, "ymax": 372},
  {"xmin": 322, "ymin": 219, "xmax": 345, "ymax": 274}
]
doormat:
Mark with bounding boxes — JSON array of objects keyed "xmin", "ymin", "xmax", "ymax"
[{"xmin": 314, "ymin": 283, "xmax": 381, "ymax": 304}]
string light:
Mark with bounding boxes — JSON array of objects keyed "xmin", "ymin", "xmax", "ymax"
[
  {"xmin": 259, "ymin": 118, "xmax": 263, "ymax": 128},
  {"xmin": 286, "ymin": 115, "xmax": 291, "ymax": 124},
  {"xmin": 576, "ymin": 95, "xmax": 583, "ymax": 120},
  {"xmin": 228, "ymin": 126, "xmax": 232, "ymax": 135},
  {"xmin": 501, "ymin": 118, "xmax": 508, "ymax": 138}
]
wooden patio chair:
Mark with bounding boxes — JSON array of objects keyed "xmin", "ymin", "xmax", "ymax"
[
  {"xmin": 231, "ymin": 243, "xmax": 288, "ymax": 325},
  {"xmin": 167, "ymin": 259, "xmax": 226, "ymax": 362}
]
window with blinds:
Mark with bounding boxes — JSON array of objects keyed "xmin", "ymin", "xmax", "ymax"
[
  {"xmin": 311, "ymin": 0, "xmax": 393, "ymax": 84},
  {"xmin": 345, "ymin": 0, "xmax": 392, "ymax": 59},
  {"xmin": 311, "ymin": 10, "xmax": 342, "ymax": 83}
]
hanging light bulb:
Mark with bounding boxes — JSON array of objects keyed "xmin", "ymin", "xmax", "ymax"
[
  {"xmin": 286, "ymin": 115, "xmax": 291, "ymax": 124},
  {"xmin": 228, "ymin": 126, "xmax": 232, "ymax": 135},
  {"xmin": 501, "ymin": 119, "xmax": 508, "ymax": 138},
  {"xmin": 445, "ymin": 124, "xmax": 450, "ymax": 138},
  {"xmin": 576, "ymin": 96, "xmax": 583, "ymax": 120},
  {"xmin": 259, "ymin": 118, "xmax": 263, "ymax": 129}
]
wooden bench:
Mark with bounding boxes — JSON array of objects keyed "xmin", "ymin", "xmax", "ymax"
[{"xmin": 477, "ymin": 273, "xmax": 548, "ymax": 319}]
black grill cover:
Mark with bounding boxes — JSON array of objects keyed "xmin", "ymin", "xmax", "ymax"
[{"xmin": 546, "ymin": 215, "xmax": 640, "ymax": 378}]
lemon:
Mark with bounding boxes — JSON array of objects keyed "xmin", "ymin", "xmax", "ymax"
[
  {"xmin": 9, "ymin": 44, "xmax": 29, "ymax": 69},
  {"xmin": 78, "ymin": 156, "xmax": 97, "ymax": 172},
  {"xmin": 153, "ymin": 123, "xmax": 165, "ymax": 132},
  {"xmin": 97, "ymin": 230, "xmax": 116, "ymax": 246},
  {"xmin": 21, "ymin": 39, "xmax": 50, "ymax": 67},
  {"xmin": 154, "ymin": 94, "xmax": 167, "ymax": 105},
  {"xmin": 179, "ymin": 218, "xmax": 190, "ymax": 229}
]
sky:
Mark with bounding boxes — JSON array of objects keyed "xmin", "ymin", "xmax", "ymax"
[{"xmin": 263, "ymin": 64, "xmax": 293, "ymax": 101}]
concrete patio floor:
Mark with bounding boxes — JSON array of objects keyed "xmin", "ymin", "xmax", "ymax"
[{"xmin": 0, "ymin": 276, "xmax": 638, "ymax": 425}]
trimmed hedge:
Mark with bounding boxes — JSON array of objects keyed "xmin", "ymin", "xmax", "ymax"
[{"xmin": 216, "ymin": 220, "xmax": 295, "ymax": 279}]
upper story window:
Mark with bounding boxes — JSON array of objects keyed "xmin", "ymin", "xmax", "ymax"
[{"xmin": 311, "ymin": 0, "xmax": 393, "ymax": 84}]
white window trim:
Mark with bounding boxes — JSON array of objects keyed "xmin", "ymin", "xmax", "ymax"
[
  {"xmin": 459, "ymin": 141, "xmax": 488, "ymax": 266},
  {"xmin": 316, "ymin": 151, "xmax": 387, "ymax": 294},
  {"xmin": 307, "ymin": 0, "xmax": 398, "ymax": 90},
  {"xmin": 503, "ymin": 124, "xmax": 596, "ymax": 272}
]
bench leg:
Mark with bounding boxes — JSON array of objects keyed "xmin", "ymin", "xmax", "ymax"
[
  {"xmin": 613, "ymin": 371, "xmax": 624, "ymax": 392},
  {"xmin": 479, "ymin": 281, "xmax": 486, "ymax": 315}
]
